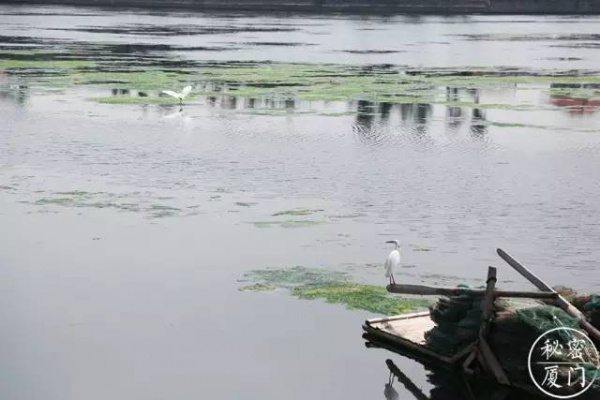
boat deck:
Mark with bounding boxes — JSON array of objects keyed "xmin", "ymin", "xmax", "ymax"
[
  {"xmin": 363, "ymin": 311, "xmax": 460, "ymax": 365},
  {"xmin": 366, "ymin": 311, "xmax": 435, "ymax": 345}
]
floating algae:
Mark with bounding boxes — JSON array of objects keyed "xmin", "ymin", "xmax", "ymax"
[
  {"xmin": 272, "ymin": 208, "xmax": 324, "ymax": 217},
  {"xmin": 0, "ymin": 59, "xmax": 94, "ymax": 70},
  {"xmin": 29, "ymin": 192, "xmax": 186, "ymax": 218},
  {"xmin": 5, "ymin": 56, "xmax": 600, "ymax": 109},
  {"xmin": 90, "ymin": 96, "xmax": 183, "ymax": 105},
  {"xmin": 252, "ymin": 220, "xmax": 325, "ymax": 228},
  {"xmin": 240, "ymin": 266, "xmax": 431, "ymax": 315}
]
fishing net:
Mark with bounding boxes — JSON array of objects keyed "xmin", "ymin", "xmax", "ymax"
[
  {"xmin": 424, "ymin": 289, "xmax": 600, "ymax": 393},
  {"xmin": 515, "ymin": 305, "xmax": 580, "ymax": 335}
]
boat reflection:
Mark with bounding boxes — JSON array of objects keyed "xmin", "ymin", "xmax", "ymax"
[{"xmin": 381, "ymin": 357, "xmax": 546, "ymax": 400}]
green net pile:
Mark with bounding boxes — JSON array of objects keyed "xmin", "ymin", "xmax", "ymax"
[
  {"xmin": 424, "ymin": 290, "xmax": 510, "ymax": 355},
  {"xmin": 424, "ymin": 289, "xmax": 600, "ymax": 392}
]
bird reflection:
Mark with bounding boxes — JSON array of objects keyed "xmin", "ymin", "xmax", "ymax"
[
  {"xmin": 384, "ymin": 372, "xmax": 400, "ymax": 400},
  {"xmin": 163, "ymin": 105, "xmax": 184, "ymax": 118}
]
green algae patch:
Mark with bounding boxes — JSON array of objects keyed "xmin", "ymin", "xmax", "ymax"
[
  {"xmin": 252, "ymin": 219, "xmax": 325, "ymax": 228},
  {"xmin": 73, "ymin": 70, "xmax": 191, "ymax": 90},
  {"xmin": 240, "ymin": 266, "xmax": 431, "ymax": 315},
  {"xmin": 90, "ymin": 96, "xmax": 183, "ymax": 105},
  {"xmin": 272, "ymin": 208, "xmax": 324, "ymax": 217},
  {"xmin": 239, "ymin": 283, "xmax": 277, "ymax": 292},
  {"xmin": 29, "ymin": 192, "xmax": 185, "ymax": 218},
  {"xmin": 293, "ymin": 284, "xmax": 430, "ymax": 315},
  {"xmin": 0, "ymin": 59, "xmax": 94, "ymax": 70}
]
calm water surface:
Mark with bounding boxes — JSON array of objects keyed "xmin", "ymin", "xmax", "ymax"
[{"xmin": 1, "ymin": 5, "xmax": 600, "ymax": 400}]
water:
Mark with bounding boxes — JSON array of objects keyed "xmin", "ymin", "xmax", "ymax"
[{"xmin": 1, "ymin": 5, "xmax": 599, "ymax": 400}]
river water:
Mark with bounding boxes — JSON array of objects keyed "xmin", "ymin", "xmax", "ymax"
[{"xmin": 1, "ymin": 5, "xmax": 599, "ymax": 400}]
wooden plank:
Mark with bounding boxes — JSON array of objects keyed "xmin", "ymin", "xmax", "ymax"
[
  {"xmin": 497, "ymin": 248, "xmax": 600, "ymax": 342},
  {"xmin": 387, "ymin": 284, "xmax": 558, "ymax": 299},
  {"xmin": 368, "ymin": 314, "xmax": 435, "ymax": 344}
]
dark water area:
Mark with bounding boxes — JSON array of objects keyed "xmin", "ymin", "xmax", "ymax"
[{"xmin": 1, "ymin": 5, "xmax": 600, "ymax": 400}]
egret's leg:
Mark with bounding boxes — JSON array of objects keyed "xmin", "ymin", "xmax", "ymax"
[{"xmin": 391, "ymin": 274, "xmax": 396, "ymax": 285}]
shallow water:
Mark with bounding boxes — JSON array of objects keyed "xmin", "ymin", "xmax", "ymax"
[{"xmin": 1, "ymin": 5, "xmax": 600, "ymax": 400}]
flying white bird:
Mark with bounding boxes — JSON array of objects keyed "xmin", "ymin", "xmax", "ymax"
[
  {"xmin": 384, "ymin": 240, "xmax": 401, "ymax": 285},
  {"xmin": 162, "ymin": 85, "xmax": 192, "ymax": 105}
]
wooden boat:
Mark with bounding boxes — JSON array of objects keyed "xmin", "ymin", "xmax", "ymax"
[
  {"xmin": 362, "ymin": 248, "xmax": 600, "ymax": 399},
  {"xmin": 363, "ymin": 311, "xmax": 457, "ymax": 366}
]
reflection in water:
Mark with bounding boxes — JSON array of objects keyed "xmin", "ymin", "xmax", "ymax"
[
  {"xmin": 445, "ymin": 86, "xmax": 464, "ymax": 131},
  {"xmin": 379, "ymin": 102, "xmax": 392, "ymax": 121},
  {"xmin": 470, "ymin": 107, "xmax": 487, "ymax": 138},
  {"xmin": 469, "ymin": 88, "xmax": 487, "ymax": 138},
  {"xmin": 354, "ymin": 99, "xmax": 375, "ymax": 132},
  {"xmin": 549, "ymin": 83, "xmax": 600, "ymax": 115},
  {"xmin": 383, "ymin": 358, "xmax": 542, "ymax": 400},
  {"xmin": 244, "ymin": 97, "xmax": 256, "ymax": 108}
]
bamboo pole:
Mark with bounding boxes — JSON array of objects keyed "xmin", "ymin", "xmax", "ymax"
[
  {"xmin": 496, "ymin": 248, "xmax": 600, "ymax": 342},
  {"xmin": 386, "ymin": 284, "xmax": 558, "ymax": 299},
  {"xmin": 477, "ymin": 267, "xmax": 510, "ymax": 385}
]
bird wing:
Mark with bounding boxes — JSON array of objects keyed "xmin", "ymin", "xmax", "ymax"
[
  {"xmin": 180, "ymin": 86, "xmax": 192, "ymax": 98},
  {"xmin": 390, "ymin": 250, "xmax": 401, "ymax": 266},
  {"xmin": 162, "ymin": 90, "xmax": 180, "ymax": 98},
  {"xmin": 384, "ymin": 253, "xmax": 393, "ymax": 277}
]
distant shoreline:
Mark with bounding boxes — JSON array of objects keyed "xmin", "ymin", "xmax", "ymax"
[{"xmin": 2, "ymin": 0, "xmax": 600, "ymax": 15}]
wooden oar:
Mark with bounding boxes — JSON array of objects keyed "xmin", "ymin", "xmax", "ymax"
[{"xmin": 496, "ymin": 248, "xmax": 600, "ymax": 342}]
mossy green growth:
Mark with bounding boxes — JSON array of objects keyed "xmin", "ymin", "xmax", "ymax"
[
  {"xmin": 293, "ymin": 284, "xmax": 430, "ymax": 315},
  {"xmin": 241, "ymin": 266, "xmax": 431, "ymax": 315}
]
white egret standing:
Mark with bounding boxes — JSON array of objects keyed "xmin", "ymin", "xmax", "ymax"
[
  {"xmin": 384, "ymin": 240, "xmax": 401, "ymax": 285},
  {"xmin": 162, "ymin": 85, "xmax": 192, "ymax": 105}
]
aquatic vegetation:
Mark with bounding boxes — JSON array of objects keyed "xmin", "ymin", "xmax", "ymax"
[
  {"xmin": 293, "ymin": 284, "xmax": 430, "ymax": 315},
  {"xmin": 235, "ymin": 202, "xmax": 257, "ymax": 207},
  {"xmin": 412, "ymin": 246, "xmax": 433, "ymax": 252},
  {"xmin": 245, "ymin": 266, "xmax": 347, "ymax": 289},
  {"xmin": 90, "ymin": 96, "xmax": 183, "ymax": 105},
  {"xmin": 74, "ymin": 70, "xmax": 191, "ymax": 90},
  {"xmin": 149, "ymin": 210, "xmax": 178, "ymax": 219},
  {"xmin": 238, "ymin": 283, "xmax": 276, "ymax": 292},
  {"xmin": 0, "ymin": 59, "xmax": 94, "ymax": 70},
  {"xmin": 252, "ymin": 220, "xmax": 325, "ymax": 228},
  {"xmin": 279, "ymin": 220, "xmax": 324, "ymax": 228},
  {"xmin": 272, "ymin": 208, "xmax": 324, "ymax": 216},
  {"xmin": 29, "ymin": 192, "xmax": 186, "ymax": 218},
  {"xmin": 4, "ymin": 55, "xmax": 600, "ymax": 111},
  {"xmin": 241, "ymin": 266, "xmax": 431, "ymax": 315}
]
